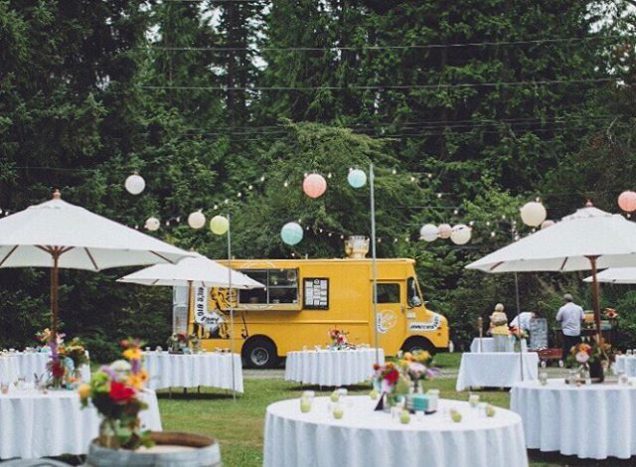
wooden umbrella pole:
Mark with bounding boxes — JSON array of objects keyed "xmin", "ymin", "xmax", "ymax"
[
  {"xmin": 51, "ymin": 251, "xmax": 60, "ymax": 339},
  {"xmin": 587, "ymin": 256, "xmax": 602, "ymax": 342}
]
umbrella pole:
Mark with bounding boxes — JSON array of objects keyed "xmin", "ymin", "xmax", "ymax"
[
  {"xmin": 187, "ymin": 280, "xmax": 193, "ymax": 335},
  {"xmin": 228, "ymin": 213, "xmax": 236, "ymax": 401},
  {"xmin": 50, "ymin": 251, "xmax": 60, "ymax": 340},
  {"xmin": 587, "ymin": 256, "xmax": 602, "ymax": 342},
  {"xmin": 514, "ymin": 271, "xmax": 524, "ymax": 381}
]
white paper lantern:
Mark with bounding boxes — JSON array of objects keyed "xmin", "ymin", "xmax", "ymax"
[
  {"xmin": 125, "ymin": 173, "xmax": 146, "ymax": 195},
  {"xmin": 145, "ymin": 217, "xmax": 160, "ymax": 231},
  {"xmin": 419, "ymin": 224, "xmax": 439, "ymax": 242},
  {"xmin": 438, "ymin": 223, "xmax": 452, "ymax": 239},
  {"xmin": 520, "ymin": 201, "xmax": 547, "ymax": 227},
  {"xmin": 188, "ymin": 210, "xmax": 206, "ymax": 229},
  {"xmin": 450, "ymin": 224, "xmax": 472, "ymax": 245}
]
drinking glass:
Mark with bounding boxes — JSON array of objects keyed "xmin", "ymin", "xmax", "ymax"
[
  {"xmin": 468, "ymin": 394, "xmax": 480, "ymax": 408},
  {"xmin": 627, "ymin": 349, "xmax": 633, "ymax": 356},
  {"xmin": 1, "ymin": 383, "xmax": 8, "ymax": 395},
  {"xmin": 539, "ymin": 371, "xmax": 548, "ymax": 385}
]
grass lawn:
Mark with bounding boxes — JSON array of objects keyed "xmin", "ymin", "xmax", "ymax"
[{"xmin": 155, "ymin": 352, "xmax": 630, "ymax": 467}]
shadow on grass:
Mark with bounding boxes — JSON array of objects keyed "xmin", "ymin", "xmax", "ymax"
[
  {"xmin": 529, "ymin": 450, "xmax": 635, "ymax": 466},
  {"xmin": 156, "ymin": 389, "xmax": 237, "ymax": 401}
]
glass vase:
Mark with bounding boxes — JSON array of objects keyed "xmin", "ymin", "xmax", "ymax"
[{"xmin": 98, "ymin": 418, "xmax": 121, "ymax": 449}]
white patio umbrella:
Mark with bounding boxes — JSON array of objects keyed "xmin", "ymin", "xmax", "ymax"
[
  {"xmin": 583, "ymin": 268, "xmax": 636, "ymax": 284},
  {"xmin": 118, "ymin": 252, "xmax": 264, "ymax": 328},
  {"xmin": 467, "ymin": 203, "xmax": 636, "ymax": 336},
  {"xmin": 0, "ymin": 190, "xmax": 194, "ymax": 336},
  {"xmin": 118, "ymin": 253, "xmax": 264, "ymax": 399}
]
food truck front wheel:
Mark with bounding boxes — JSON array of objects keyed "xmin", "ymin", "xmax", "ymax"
[{"xmin": 401, "ymin": 336, "xmax": 435, "ymax": 355}]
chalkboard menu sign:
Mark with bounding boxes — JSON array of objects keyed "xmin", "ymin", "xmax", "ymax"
[{"xmin": 528, "ymin": 317, "xmax": 548, "ymax": 350}]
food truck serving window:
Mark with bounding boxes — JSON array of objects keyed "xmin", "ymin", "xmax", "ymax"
[{"xmin": 238, "ymin": 269, "xmax": 299, "ymax": 305}]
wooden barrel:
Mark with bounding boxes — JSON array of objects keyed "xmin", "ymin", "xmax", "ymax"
[{"xmin": 85, "ymin": 432, "xmax": 222, "ymax": 467}]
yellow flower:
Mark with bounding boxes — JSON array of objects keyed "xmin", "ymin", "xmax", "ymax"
[
  {"xmin": 123, "ymin": 347, "xmax": 142, "ymax": 361},
  {"xmin": 78, "ymin": 383, "xmax": 91, "ymax": 401},
  {"xmin": 127, "ymin": 370, "xmax": 149, "ymax": 390},
  {"xmin": 414, "ymin": 351, "xmax": 431, "ymax": 363}
]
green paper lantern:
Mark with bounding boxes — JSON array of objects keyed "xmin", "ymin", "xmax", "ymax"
[{"xmin": 210, "ymin": 215, "xmax": 229, "ymax": 235}]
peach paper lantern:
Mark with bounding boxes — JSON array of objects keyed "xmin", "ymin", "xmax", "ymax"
[
  {"xmin": 438, "ymin": 223, "xmax": 452, "ymax": 239},
  {"xmin": 618, "ymin": 191, "xmax": 636, "ymax": 213},
  {"xmin": 303, "ymin": 173, "xmax": 327, "ymax": 199}
]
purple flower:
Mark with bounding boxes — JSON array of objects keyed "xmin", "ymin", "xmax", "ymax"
[{"xmin": 100, "ymin": 365, "xmax": 117, "ymax": 380}]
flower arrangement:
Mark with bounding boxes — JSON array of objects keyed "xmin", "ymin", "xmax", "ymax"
[
  {"xmin": 328, "ymin": 328, "xmax": 351, "ymax": 350},
  {"xmin": 398, "ymin": 350, "xmax": 438, "ymax": 389},
  {"xmin": 490, "ymin": 325, "xmax": 510, "ymax": 336},
  {"xmin": 509, "ymin": 326, "xmax": 528, "ymax": 341},
  {"xmin": 78, "ymin": 338, "xmax": 152, "ymax": 450},
  {"xmin": 36, "ymin": 329, "xmax": 87, "ymax": 389},
  {"xmin": 167, "ymin": 332, "xmax": 190, "ymax": 353},
  {"xmin": 603, "ymin": 308, "xmax": 618, "ymax": 320},
  {"xmin": 566, "ymin": 338, "xmax": 613, "ymax": 382}
]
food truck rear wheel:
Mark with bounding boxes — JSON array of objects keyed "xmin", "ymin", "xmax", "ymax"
[
  {"xmin": 401, "ymin": 336, "xmax": 435, "ymax": 355},
  {"xmin": 242, "ymin": 336, "xmax": 279, "ymax": 369}
]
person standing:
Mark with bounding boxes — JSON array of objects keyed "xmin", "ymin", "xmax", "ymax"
[{"xmin": 556, "ymin": 293, "xmax": 585, "ymax": 361}]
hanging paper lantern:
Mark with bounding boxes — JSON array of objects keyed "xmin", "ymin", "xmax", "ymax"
[
  {"xmin": 281, "ymin": 222, "xmax": 303, "ymax": 245},
  {"xmin": 541, "ymin": 220, "xmax": 555, "ymax": 229},
  {"xmin": 618, "ymin": 191, "xmax": 636, "ymax": 213},
  {"xmin": 303, "ymin": 173, "xmax": 327, "ymax": 198},
  {"xmin": 419, "ymin": 224, "xmax": 439, "ymax": 242},
  {"xmin": 519, "ymin": 201, "xmax": 547, "ymax": 227},
  {"xmin": 124, "ymin": 173, "xmax": 145, "ymax": 195},
  {"xmin": 347, "ymin": 169, "xmax": 367, "ymax": 188},
  {"xmin": 145, "ymin": 217, "xmax": 160, "ymax": 231},
  {"xmin": 438, "ymin": 224, "xmax": 452, "ymax": 239},
  {"xmin": 187, "ymin": 210, "xmax": 206, "ymax": 229},
  {"xmin": 450, "ymin": 224, "xmax": 472, "ymax": 245},
  {"xmin": 210, "ymin": 215, "xmax": 229, "ymax": 235}
]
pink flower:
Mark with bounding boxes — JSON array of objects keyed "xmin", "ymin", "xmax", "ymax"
[{"xmin": 575, "ymin": 351, "xmax": 590, "ymax": 364}]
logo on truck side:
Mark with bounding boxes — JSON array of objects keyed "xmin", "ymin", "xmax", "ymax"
[
  {"xmin": 408, "ymin": 315, "xmax": 441, "ymax": 332},
  {"xmin": 376, "ymin": 310, "xmax": 397, "ymax": 334}
]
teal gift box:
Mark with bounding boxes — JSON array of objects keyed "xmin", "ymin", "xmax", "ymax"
[{"xmin": 407, "ymin": 394, "xmax": 429, "ymax": 413}]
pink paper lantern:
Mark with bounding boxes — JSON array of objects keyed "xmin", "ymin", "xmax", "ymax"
[
  {"xmin": 618, "ymin": 191, "xmax": 636, "ymax": 213},
  {"xmin": 303, "ymin": 173, "xmax": 327, "ymax": 199},
  {"xmin": 541, "ymin": 220, "xmax": 555, "ymax": 229},
  {"xmin": 438, "ymin": 224, "xmax": 452, "ymax": 239}
]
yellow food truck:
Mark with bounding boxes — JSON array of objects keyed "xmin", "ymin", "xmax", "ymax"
[{"xmin": 189, "ymin": 257, "xmax": 449, "ymax": 368}]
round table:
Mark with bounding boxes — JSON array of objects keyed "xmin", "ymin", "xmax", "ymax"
[
  {"xmin": 143, "ymin": 351, "xmax": 244, "ymax": 392},
  {"xmin": 0, "ymin": 388, "xmax": 162, "ymax": 459},
  {"xmin": 615, "ymin": 355, "xmax": 636, "ymax": 377},
  {"xmin": 0, "ymin": 352, "xmax": 90, "ymax": 383},
  {"xmin": 285, "ymin": 348, "xmax": 384, "ymax": 387},
  {"xmin": 511, "ymin": 378, "xmax": 636, "ymax": 459},
  {"xmin": 456, "ymin": 352, "xmax": 539, "ymax": 391},
  {"xmin": 470, "ymin": 337, "xmax": 527, "ymax": 353},
  {"xmin": 0, "ymin": 355, "xmax": 19, "ymax": 384},
  {"xmin": 264, "ymin": 395, "xmax": 528, "ymax": 467}
]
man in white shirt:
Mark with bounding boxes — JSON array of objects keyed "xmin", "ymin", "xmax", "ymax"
[
  {"xmin": 510, "ymin": 311, "xmax": 535, "ymax": 333},
  {"xmin": 556, "ymin": 293, "xmax": 585, "ymax": 361}
]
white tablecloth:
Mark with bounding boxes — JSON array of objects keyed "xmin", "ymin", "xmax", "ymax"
[
  {"xmin": 0, "ymin": 389, "xmax": 161, "ymax": 459},
  {"xmin": 456, "ymin": 352, "xmax": 539, "ymax": 391},
  {"xmin": 615, "ymin": 355, "xmax": 636, "ymax": 377},
  {"xmin": 0, "ymin": 356, "xmax": 19, "ymax": 384},
  {"xmin": 264, "ymin": 396, "xmax": 528, "ymax": 467},
  {"xmin": 285, "ymin": 348, "xmax": 384, "ymax": 386},
  {"xmin": 511, "ymin": 378, "xmax": 636, "ymax": 459},
  {"xmin": 470, "ymin": 337, "xmax": 527, "ymax": 353},
  {"xmin": 143, "ymin": 351, "xmax": 243, "ymax": 392},
  {"xmin": 0, "ymin": 352, "xmax": 90, "ymax": 383}
]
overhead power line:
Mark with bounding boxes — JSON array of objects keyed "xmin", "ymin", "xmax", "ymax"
[
  {"xmin": 138, "ymin": 77, "xmax": 621, "ymax": 92},
  {"xmin": 144, "ymin": 35, "xmax": 631, "ymax": 53}
]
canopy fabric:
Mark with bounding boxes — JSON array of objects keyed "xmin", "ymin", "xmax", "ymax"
[
  {"xmin": 118, "ymin": 253, "xmax": 265, "ymax": 289},
  {"xmin": 583, "ymin": 268, "xmax": 636, "ymax": 284},
  {"xmin": 466, "ymin": 206, "xmax": 636, "ymax": 273},
  {"xmin": 0, "ymin": 195, "xmax": 192, "ymax": 271}
]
